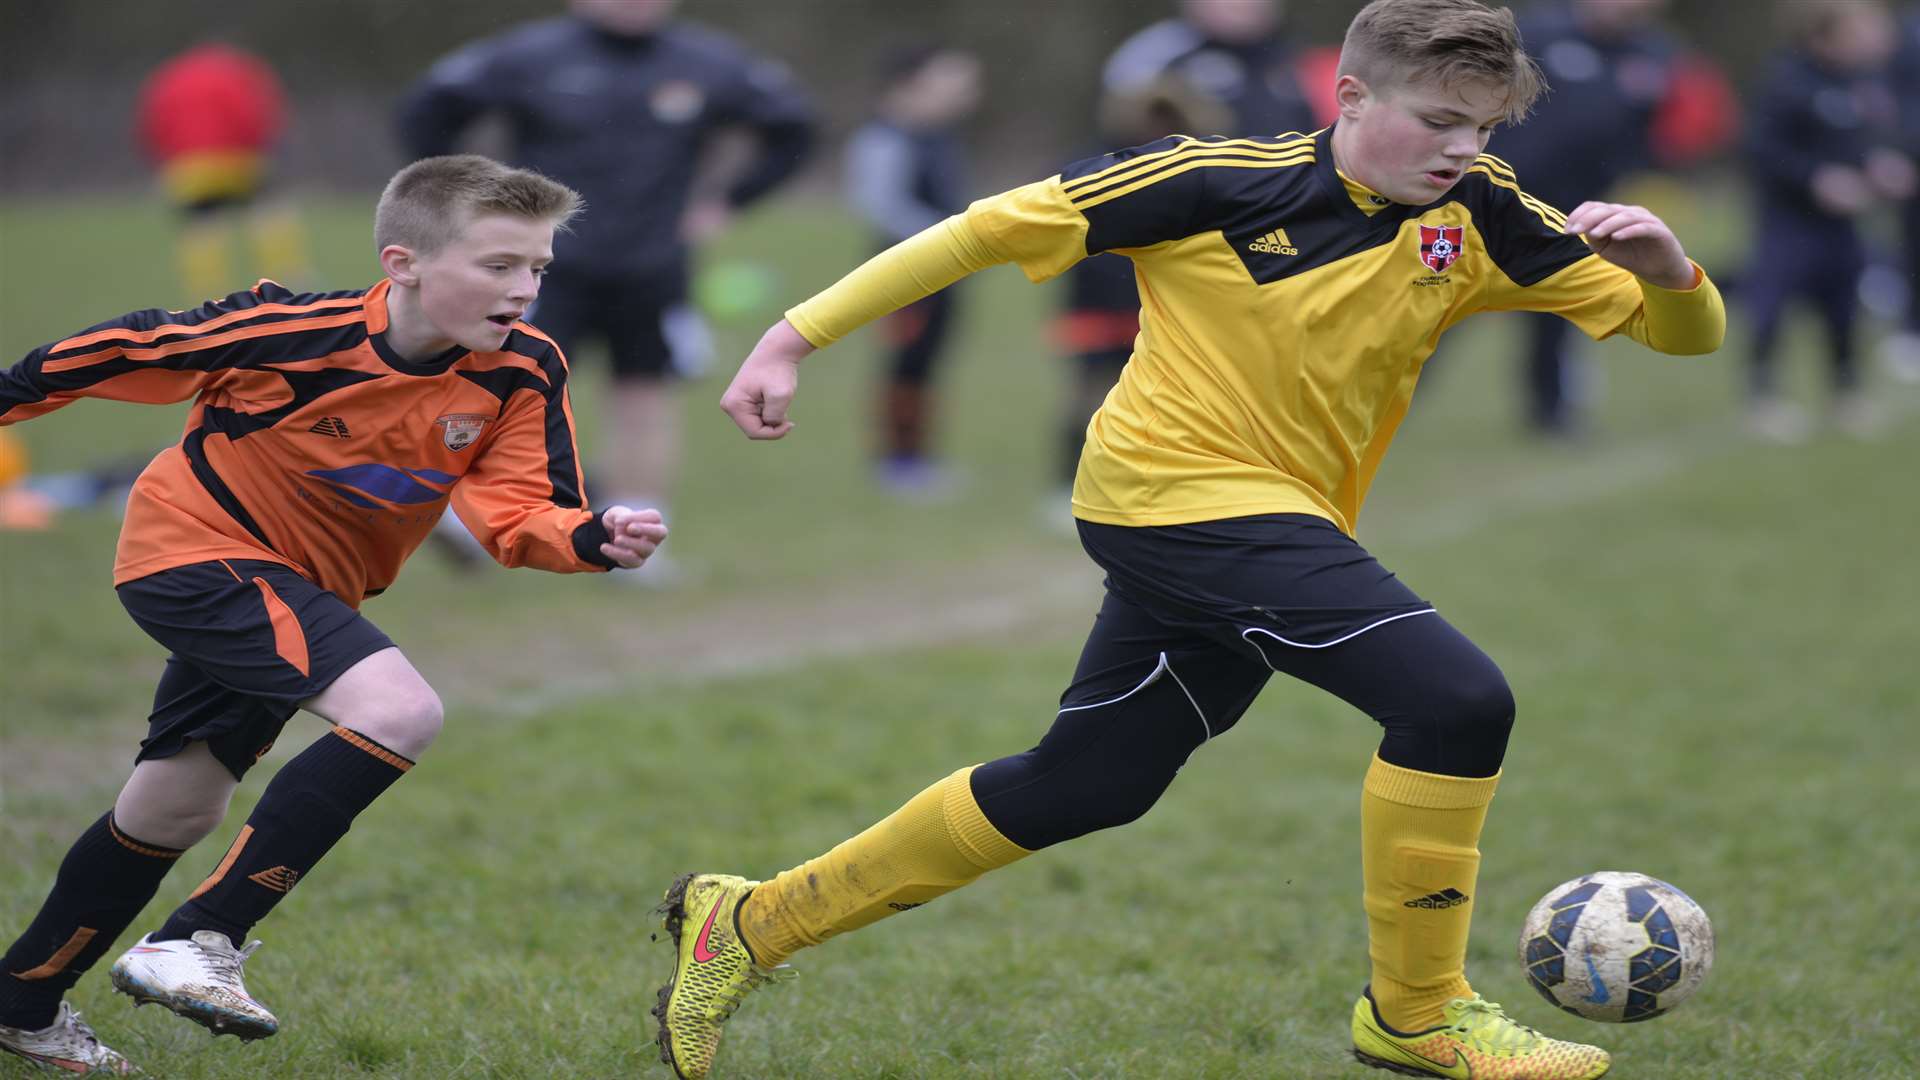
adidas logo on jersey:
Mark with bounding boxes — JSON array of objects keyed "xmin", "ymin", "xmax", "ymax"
[
  {"xmin": 1248, "ymin": 228, "xmax": 1299, "ymax": 256},
  {"xmin": 1404, "ymin": 888, "xmax": 1470, "ymax": 909},
  {"xmin": 309, "ymin": 416, "xmax": 351, "ymax": 439}
]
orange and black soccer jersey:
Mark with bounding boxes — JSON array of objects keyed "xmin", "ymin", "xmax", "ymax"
[{"xmin": 0, "ymin": 279, "xmax": 613, "ymax": 605}]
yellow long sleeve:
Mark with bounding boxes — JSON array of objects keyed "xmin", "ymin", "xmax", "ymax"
[
  {"xmin": 1615, "ymin": 263, "xmax": 1726, "ymax": 356},
  {"xmin": 784, "ymin": 212, "xmax": 1005, "ymax": 348}
]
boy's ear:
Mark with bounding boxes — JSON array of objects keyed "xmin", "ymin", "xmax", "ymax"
[
  {"xmin": 1334, "ymin": 73, "xmax": 1373, "ymax": 119},
  {"xmin": 380, "ymin": 244, "xmax": 422, "ymax": 287}
]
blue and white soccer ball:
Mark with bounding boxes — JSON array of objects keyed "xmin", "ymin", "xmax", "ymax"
[{"xmin": 1518, "ymin": 871, "xmax": 1714, "ymax": 1023}]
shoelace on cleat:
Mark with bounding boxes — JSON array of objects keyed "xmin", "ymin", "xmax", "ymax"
[
  {"xmin": 190, "ymin": 938, "xmax": 261, "ymax": 991},
  {"xmin": 706, "ymin": 965, "xmax": 796, "ymax": 1023},
  {"xmin": 63, "ymin": 1008, "xmax": 105, "ymax": 1054},
  {"xmin": 1447, "ymin": 996, "xmax": 1543, "ymax": 1057}
]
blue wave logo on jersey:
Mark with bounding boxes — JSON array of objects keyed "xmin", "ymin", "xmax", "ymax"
[{"xmin": 307, "ymin": 464, "xmax": 457, "ymax": 509}]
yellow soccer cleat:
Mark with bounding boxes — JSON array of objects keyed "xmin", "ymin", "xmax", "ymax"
[
  {"xmin": 652, "ymin": 873, "xmax": 794, "ymax": 1080},
  {"xmin": 1351, "ymin": 987, "xmax": 1610, "ymax": 1079}
]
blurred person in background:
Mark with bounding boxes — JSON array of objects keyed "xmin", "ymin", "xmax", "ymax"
[
  {"xmin": 1046, "ymin": 73, "xmax": 1231, "ymax": 523},
  {"xmin": 844, "ymin": 45, "xmax": 982, "ymax": 499},
  {"xmin": 1045, "ymin": 0, "xmax": 1325, "ymax": 521},
  {"xmin": 1742, "ymin": 0, "xmax": 1915, "ymax": 442},
  {"xmin": 1490, "ymin": 0, "xmax": 1686, "ymax": 439},
  {"xmin": 399, "ymin": 0, "xmax": 815, "ymax": 580},
  {"xmin": 1102, "ymin": 0, "xmax": 1325, "ymax": 138},
  {"xmin": 138, "ymin": 43, "xmax": 312, "ymax": 304},
  {"xmin": 1884, "ymin": 3, "xmax": 1920, "ymax": 382}
]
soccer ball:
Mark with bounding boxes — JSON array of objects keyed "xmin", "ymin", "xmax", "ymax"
[{"xmin": 1518, "ymin": 871, "xmax": 1714, "ymax": 1023}]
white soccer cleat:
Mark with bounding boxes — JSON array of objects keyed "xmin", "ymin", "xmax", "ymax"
[
  {"xmin": 108, "ymin": 931, "xmax": 279, "ymax": 1040},
  {"xmin": 0, "ymin": 1001, "xmax": 134, "ymax": 1074},
  {"xmin": 1744, "ymin": 397, "xmax": 1811, "ymax": 445}
]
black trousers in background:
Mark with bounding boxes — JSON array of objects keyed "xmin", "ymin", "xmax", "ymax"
[{"xmin": 1743, "ymin": 207, "xmax": 1865, "ymax": 397}]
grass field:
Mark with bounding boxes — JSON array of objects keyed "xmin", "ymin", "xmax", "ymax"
[{"xmin": 2, "ymin": 193, "xmax": 1918, "ymax": 1079}]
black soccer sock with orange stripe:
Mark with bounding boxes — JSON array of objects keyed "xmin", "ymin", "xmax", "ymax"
[
  {"xmin": 0, "ymin": 812, "xmax": 184, "ymax": 1030},
  {"xmin": 156, "ymin": 726, "xmax": 410, "ymax": 947}
]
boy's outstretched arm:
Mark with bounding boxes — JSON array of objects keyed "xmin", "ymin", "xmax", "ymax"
[
  {"xmin": 1, "ymin": 283, "xmax": 320, "ymax": 425},
  {"xmin": 720, "ymin": 135, "xmax": 1229, "ymax": 440},
  {"xmin": 720, "ymin": 211, "xmax": 1003, "ymax": 440},
  {"xmin": 450, "ymin": 349, "xmax": 665, "ymax": 573},
  {"xmin": 719, "ymin": 320, "xmax": 813, "ymax": 440}
]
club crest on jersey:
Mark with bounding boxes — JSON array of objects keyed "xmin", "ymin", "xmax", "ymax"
[
  {"xmin": 1418, "ymin": 224, "xmax": 1465, "ymax": 273},
  {"xmin": 434, "ymin": 413, "xmax": 490, "ymax": 451}
]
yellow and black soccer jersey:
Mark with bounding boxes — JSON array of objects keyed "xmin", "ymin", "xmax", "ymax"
[
  {"xmin": 0, "ymin": 279, "xmax": 615, "ymax": 605},
  {"xmin": 788, "ymin": 125, "xmax": 1723, "ymax": 534}
]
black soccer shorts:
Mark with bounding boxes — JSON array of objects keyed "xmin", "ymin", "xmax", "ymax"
[
  {"xmin": 118, "ymin": 559, "xmax": 394, "ymax": 780},
  {"xmin": 527, "ymin": 266, "xmax": 710, "ymax": 379}
]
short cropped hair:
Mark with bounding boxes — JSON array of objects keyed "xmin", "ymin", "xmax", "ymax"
[
  {"xmin": 1338, "ymin": 0, "xmax": 1544, "ymax": 123},
  {"xmin": 373, "ymin": 155, "xmax": 584, "ymax": 255}
]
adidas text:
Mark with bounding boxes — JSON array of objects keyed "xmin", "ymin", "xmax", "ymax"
[{"xmin": 1248, "ymin": 229, "xmax": 1298, "ymax": 256}]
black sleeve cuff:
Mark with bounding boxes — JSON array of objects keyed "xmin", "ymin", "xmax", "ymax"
[{"xmin": 571, "ymin": 517, "xmax": 619, "ymax": 570}]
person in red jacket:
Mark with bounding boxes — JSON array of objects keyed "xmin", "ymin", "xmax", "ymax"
[
  {"xmin": 0, "ymin": 155, "xmax": 665, "ymax": 1075},
  {"xmin": 138, "ymin": 44, "xmax": 311, "ymax": 303}
]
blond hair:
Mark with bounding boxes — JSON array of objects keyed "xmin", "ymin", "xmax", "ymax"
[
  {"xmin": 1338, "ymin": 0, "xmax": 1544, "ymax": 122},
  {"xmin": 373, "ymin": 155, "xmax": 583, "ymax": 254}
]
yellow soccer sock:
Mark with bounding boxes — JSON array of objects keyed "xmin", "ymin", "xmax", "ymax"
[
  {"xmin": 1360, "ymin": 754, "xmax": 1500, "ymax": 1031},
  {"xmin": 176, "ymin": 221, "xmax": 235, "ymax": 305},
  {"xmin": 248, "ymin": 204, "xmax": 313, "ymax": 286},
  {"xmin": 739, "ymin": 766, "xmax": 1030, "ymax": 966}
]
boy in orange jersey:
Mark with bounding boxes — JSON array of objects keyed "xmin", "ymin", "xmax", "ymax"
[
  {"xmin": 655, "ymin": 1, "xmax": 1724, "ymax": 1078},
  {"xmin": 0, "ymin": 155, "xmax": 665, "ymax": 1074}
]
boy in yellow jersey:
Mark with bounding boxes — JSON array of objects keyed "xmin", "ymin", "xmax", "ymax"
[{"xmin": 654, "ymin": 1, "xmax": 1723, "ymax": 1077}]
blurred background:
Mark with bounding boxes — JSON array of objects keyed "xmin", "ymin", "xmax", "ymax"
[{"xmin": 0, "ymin": 0, "xmax": 1833, "ymax": 190}]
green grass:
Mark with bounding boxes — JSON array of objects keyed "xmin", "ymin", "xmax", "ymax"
[{"xmin": 3, "ymin": 193, "xmax": 1919, "ymax": 1078}]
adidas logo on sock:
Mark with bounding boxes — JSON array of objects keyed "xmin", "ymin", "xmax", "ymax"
[
  {"xmin": 1247, "ymin": 227, "xmax": 1299, "ymax": 256},
  {"xmin": 1404, "ymin": 888, "xmax": 1470, "ymax": 909}
]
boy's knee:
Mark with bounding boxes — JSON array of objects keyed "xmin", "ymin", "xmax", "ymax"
[
  {"xmin": 975, "ymin": 745, "xmax": 1170, "ymax": 849},
  {"xmin": 114, "ymin": 794, "xmax": 230, "ymax": 850},
  {"xmin": 346, "ymin": 686, "xmax": 444, "ymax": 760},
  {"xmin": 1412, "ymin": 665, "xmax": 1515, "ymax": 776},
  {"xmin": 1433, "ymin": 667, "xmax": 1514, "ymax": 737}
]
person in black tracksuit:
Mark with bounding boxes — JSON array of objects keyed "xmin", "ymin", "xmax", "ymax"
[
  {"xmin": 1491, "ymin": 0, "xmax": 1678, "ymax": 438},
  {"xmin": 1742, "ymin": 1, "xmax": 1914, "ymax": 441},
  {"xmin": 843, "ymin": 45, "xmax": 982, "ymax": 496},
  {"xmin": 1048, "ymin": 0, "xmax": 1318, "ymax": 504},
  {"xmin": 398, "ymin": 0, "xmax": 814, "ymax": 552},
  {"xmin": 1884, "ymin": 5, "xmax": 1920, "ymax": 381}
]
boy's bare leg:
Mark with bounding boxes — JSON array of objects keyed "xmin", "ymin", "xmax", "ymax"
[
  {"xmin": 114, "ymin": 742, "xmax": 240, "ymax": 849},
  {"xmin": 301, "ymin": 645, "xmax": 444, "ymax": 760},
  {"xmin": 0, "ymin": 755, "xmax": 217, "ymax": 1059},
  {"xmin": 112, "ymin": 647, "xmax": 431, "ymax": 1039}
]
